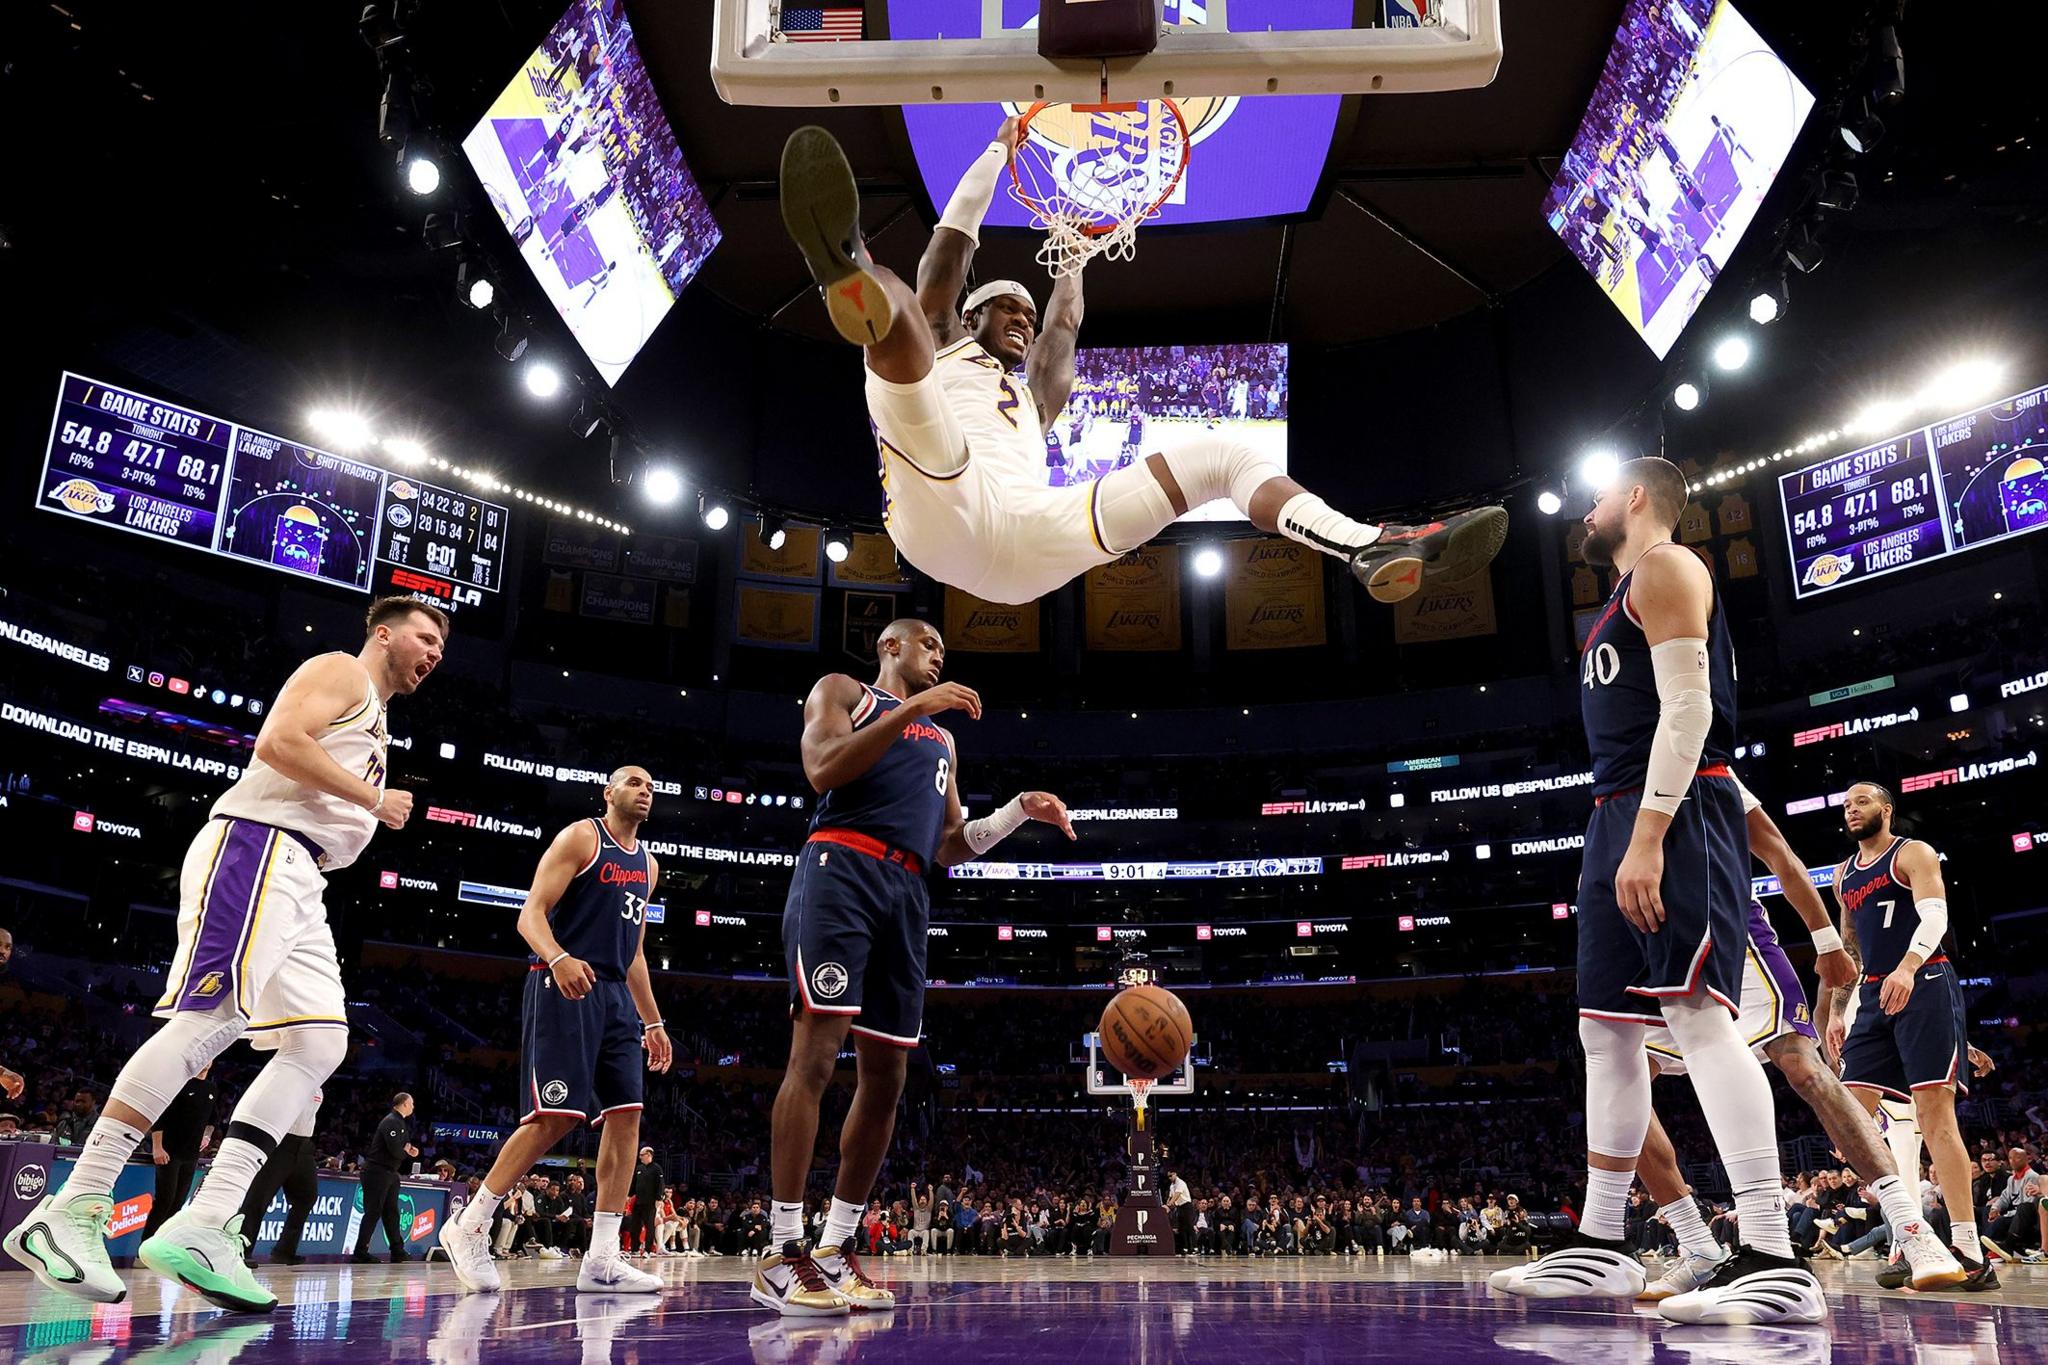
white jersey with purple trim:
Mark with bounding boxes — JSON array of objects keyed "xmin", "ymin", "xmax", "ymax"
[
  {"xmin": 212, "ymin": 655, "xmax": 387, "ymax": 870},
  {"xmin": 933, "ymin": 336, "xmax": 1043, "ymax": 485}
]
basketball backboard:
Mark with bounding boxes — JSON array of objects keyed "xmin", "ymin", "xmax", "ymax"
[
  {"xmin": 1083, "ymin": 1030, "xmax": 1196, "ymax": 1098},
  {"xmin": 712, "ymin": 0, "xmax": 1502, "ymax": 108}
]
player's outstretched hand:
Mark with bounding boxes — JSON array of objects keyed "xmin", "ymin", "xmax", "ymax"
[
  {"xmin": 1814, "ymin": 946, "xmax": 1857, "ymax": 991},
  {"xmin": 644, "ymin": 1024, "xmax": 673, "ymax": 1074},
  {"xmin": 552, "ymin": 955, "xmax": 598, "ymax": 1000},
  {"xmin": 1878, "ymin": 964, "xmax": 1917, "ymax": 1015},
  {"xmin": 1021, "ymin": 792, "xmax": 1076, "ymax": 841},
  {"xmin": 996, "ymin": 114, "xmax": 1026, "ymax": 160},
  {"xmin": 0, "ymin": 1066, "xmax": 21, "ymax": 1100},
  {"xmin": 375, "ymin": 788, "xmax": 415, "ymax": 829},
  {"xmin": 1968, "ymin": 1044, "xmax": 1995, "ymax": 1078},
  {"xmin": 913, "ymin": 682, "xmax": 983, "ymax": 721},
  {"xmin": 1613, "ymin": 835, "xmax": 1666, "ymax": 933}
]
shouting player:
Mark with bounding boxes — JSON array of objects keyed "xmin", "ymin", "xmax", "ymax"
[
  {"xmin": 752, "ymin": 619, "xmax": 1074, "ymax": 1315},
  {"xmin": 1490, "ymin": 457, "xmax": 1825, "ymax": 1324},
  {"xmin": 1632, "ymin": 774, "xmax": 1963, "ymax": 1300},
  {"xmin": 2, "ymin": 598, "xmax": 446, "ymax": 1311},
  {"xmin": 777, "ymin": 120, "xmax": 1506, "ymax": 606},
  {"xmin": 1822, "ymin": 781, "xmax": 1998, "ymax": 1289},
  {"xmin": 437, "ymin": 767, "xmax": 671, "ymax": 1295}
]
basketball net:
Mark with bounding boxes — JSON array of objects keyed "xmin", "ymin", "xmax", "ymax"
[
  {"xmin": 1007, "ymin": 99, "xmax": 1190, "ymax": 279},
  {"xmin": 1128, "ymin": 1077, "xmax": 1152, "ymax": 1131}
]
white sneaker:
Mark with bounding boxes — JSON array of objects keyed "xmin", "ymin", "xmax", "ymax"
[
  {"xmin": 438, "ymin": 1215, "xmax": 501, "ymax": 1294},
  {"xmin": 539, "ymin": 1245, "xmax": 567, "ymax": 1260},
  {"xmin": 136, "ymin": 1209, "xmax": 277, "ymax": 1313},
  {"xmin": 1658, "ymin": 1249, "xmax": 1827, "ymax": 1325},
  {"xmin": 3, "ymin": 1192, "xmax": 127, "ymax": 1303},
  {"xmin": 1636, "ymin": 1245, "xmax": 1731, "ymax": 1301},
  {"xmin": 578, "ymin": 1254, "xmax": 662, "ymax": 1293},
  {"xmin": 1488, "ymin": 1239, "xmax": 1645, "ymax": 1300},
  {"xmin": 1891, "ymin": 1219, "xmax": 1967, "ymax": 1291}
]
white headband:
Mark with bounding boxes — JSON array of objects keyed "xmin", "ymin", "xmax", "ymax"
[{"xmin": 963, "ymin": 280, "xmax": 1035, "ymax": 316}]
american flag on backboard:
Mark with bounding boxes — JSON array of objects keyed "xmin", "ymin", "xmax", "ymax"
[{"xmin": 780, "ymin": 5, "xmax": 863, "ymax": 42}]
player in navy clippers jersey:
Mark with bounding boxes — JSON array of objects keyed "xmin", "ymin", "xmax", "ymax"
[
  {"xmin": 1495, "ymin": 457, "xmax": 1824, "ymax": 1326},
  {"xmin": 433, "ymin": 766, "xmax": 671, "ymax": 1297},
  {"xmin": 753, "ymin": 618, "xmax": 1075, "ymax": 1316},
  {"xmin": 1823, "ymin": 781, "xmax": 1997, "ymax": 1288}
]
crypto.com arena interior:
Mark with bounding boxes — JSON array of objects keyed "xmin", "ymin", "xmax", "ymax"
[{"xmin": 4, "ymin": 0, "xmax": 2048, "ymax": 1361}]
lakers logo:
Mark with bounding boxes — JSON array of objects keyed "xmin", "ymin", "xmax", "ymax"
[
  {"xmin": 192, "ymin": 971, "xmax": 226, "ymax": 998},
  {"xmin": 48, "ymin": 478, "xmax": 116, "ymax": 516},
  {"xmin": 1802, "ymin": 552, "xmax": 1857, "ymax": 588}
]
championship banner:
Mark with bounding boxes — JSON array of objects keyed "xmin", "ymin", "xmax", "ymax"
[
  {"xmin": 580, "ymin": 572, "xmax": 657, "ymax": 625},
  {"xmin": 736, "ymin": 583, "xmax": 820, "ymax": 650},
  {"xmin": 626, "ymin": 534, "xmax": 699, "ymax": 584},
  {"xmin": 1084, "ymin": 545, "xmax": 1182, "ymax": 651},
  {"xmin": 543, "ymin": 518, "xmax": 621, "ymax": 572},
  {"xmin": 944, "ymin": 588, "xmax": 1040, "ymax": 653},
  {"xmin": 1392, "ymin": 568, "xmax": 1497, "ymax": 645},
  {"xmin": 843, "ymin": 590, "xmax": 898, "ymax": 663},
  {"xmin": 544, "ymin": 568, "xmax": 576, "ymax": 613},
  {"xmin": 1222, "ymin": 538, "xmax": 1324, "ymax": 650},
  {"xmin": 739, "ymin": 524, "xmax": 822, "ymax": 582},
  {"xmin": 828, "ymin": 533, "xmax": 911, "ymax": 589}
]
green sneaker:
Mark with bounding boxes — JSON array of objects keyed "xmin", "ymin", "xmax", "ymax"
[
  {"xmin": 3, "ymin": 1192, "xmax": 127, "ymax": 1302},
  {"xmin": 137, "ymin": 1210, "xmax": 276, "ymax": 1313}
]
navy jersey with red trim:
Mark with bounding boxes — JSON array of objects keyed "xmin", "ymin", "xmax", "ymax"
[
  {"xmin": 807, "ymin": 683, "xmax": 950, "ymax": 865},
  {"xmin": 533, "ymin": 818, "xmax": 650, "ymax": 981},
  {"xmin": 1578, "ymin": 552, "xmax": 1738, "ymax": 797},
  {"xmin": 1837, "ymin": 837, "xmax": 1938, "ymax": 977}
]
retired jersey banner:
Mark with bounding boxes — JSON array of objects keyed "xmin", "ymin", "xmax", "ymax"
[
  {"xmin": 843, "ymin": 590, "xmax": 898, "ymax": 664},
  {"xmin": 945, "ymin": 588, "xmax": 1040, "ymax": 653},
  {"xmin": 1392, "ymin": 568, "xmax": 1497, "ymax": 644},
  {"xmin": 1223, "ymin": 538, "xmax": 1324, "ymax": 650},
  {"xmin": 736, "ymin": 583, "xmax": 820, "ymax": 649},
  {"xmin": 626, "ymin": 535, "xmax": 699, "ymax": 584},
  {"xmin": 739, "ymin": 524, "xmax": 822, "ymax": 582},
  {"xmin": 829, "ymin": 533, "xmax": 911, "ymax": 589},
  {"xmin": 543, "ymin": 518, "xmax": 621, "ymax": 572},
  {"xmin": 580, "ymin": 573, "xmax": 657, "ymax": 625},
  {"xmin": 1084, "ymin": 545, "xmax": 1182, "ymax": 651}
]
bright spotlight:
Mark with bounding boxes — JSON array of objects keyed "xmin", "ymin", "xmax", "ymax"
[
  {"xmin": 1711, "ymin": 335, "xmax": 1752, "ymax": 371},
  {"xmin": 1536, "ymin": 490, "xmax": 1563, "ymax": 516},
  {"xmin": 824, "ymin": 533, "xmax": 851, "ymax": 564},
  {"xmin": 523, "ymin": 362, "xmax": 562, "ymax": 399},
  {"xmin": 1850, "ymin": 399, "xmax": 1911, "ymax": 436},
  {"xmin": 405, "ymin": 155, "xmax": 441, "ymax": 195},
  {"xmin": 642, "ymin": 466, "xmax": 683, "ymax": 507},
  {"xmin": 382, "ymin": 436, "xmax": 428, "ymax": 465},
  {"xmin": 1193, "ymin": 547, "xmax": 1224, "ymax": 578},
  {"xmin": 700, "ymin": 496, "xmax": 730, "ymax": 531},
  {"xmin": 459, "ymin": 264, "xmax": 494, "ymax": 309},
  {"xmin": 1748, "ymin": 290, "xmax": 1782, "ymax": 325},
  {"xmin": 759, "ymin": 512, "xmax": 787, "ymax": 552},
  {"xmin": 308, "ymin": 408, "xmax": 375, "ymax": 452},
  {"xmin": 1923, "ymin": 359, "xmax": 2005, "ymax": 412},
  {"xmin": 1578, "ymin": 447, "xmax": 1622, "ymax": 491},
  {"xmin": 1672, "ymin": 381, "xmax": 1702, "ymax": 411}
]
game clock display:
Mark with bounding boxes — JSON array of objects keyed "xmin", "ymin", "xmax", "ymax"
[{"xmin": 1779, "ymin": 382, "xmax": 2048, "ymax": 599}]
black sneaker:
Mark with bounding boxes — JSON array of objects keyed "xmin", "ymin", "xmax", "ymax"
[
  {"xmin": 1348, "ymin": 506, "xmax": 1510, "ymax": 604},
  {"xmin": 1953, "ymin": 1247, "xmax": 2001, "ymax": 1292},
  {"xmin": 780, "ymin": 126, "xmax": 892, "ymax": 347},
  {"xmin": 1874, "ymin": 1256, "xmax": 1911, "ymax": 1290},
  {"xmin": 1657, "ymin": 1244, "xmax": 1827, "ymax": 1325}
]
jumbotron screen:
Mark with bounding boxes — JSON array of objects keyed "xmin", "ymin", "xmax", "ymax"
[
  {"xmin": 1042, "ymin": 344, "xmax": 1288, "ymax": 521},
  {"xmin": 462, "ymin": 0, "xmax": 721, "ymax": 384},
  {"xmin": 1543, "ymin": 0, "xmax": 1813, "ymax": 358}
]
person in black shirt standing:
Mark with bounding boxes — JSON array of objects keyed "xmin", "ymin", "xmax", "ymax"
[
  {"xmin": 625, "ymin": 1147, "xmax": 663, "ymax": 1257},
  {"xmin": 239, "ymin": 1091, "xmax": 322, "ymax": 1266},
  {"xmin": 144, "ymin": 1066, "xmax": 217, "ymax": 1237},
  {"xmin": 352, "ymin": 1092, "xmax": 416, "ymax": 1262}
]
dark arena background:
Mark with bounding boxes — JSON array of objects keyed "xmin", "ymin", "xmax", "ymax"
[{"xmin": 3, "ymin": 1, "xmax": 2048, "ymax": 1361}]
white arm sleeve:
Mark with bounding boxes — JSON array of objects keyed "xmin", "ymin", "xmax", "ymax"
[
  {"xmin": 1907, "ymin": 898, "xmax": 1950, "ymax": 960},
  {"xmin": 1640, "ymin": 637, "xmax": 1714, "ymax": 818},
  {"xmin": 963, "ymin": 795, "xmax": 1028, "ymax": 857},
  {"xmin": 938, "ymin": 142, "xmax": 1008, "ymax": 245}
]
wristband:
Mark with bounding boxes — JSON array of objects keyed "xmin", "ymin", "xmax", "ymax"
[
  {"xmin": 546, "ymin": 951, "xmax": 571, "ymax": 968},
  {"xmin": 642, "ymin": 1019, "xmax": 666, "ymax": 1033},
  {"xmin": 370, "ymin": 789, "xmax": 386, "ymax": 814},
  {"xmin": 1809, "ymin": 925, "xmax": 1843, "ymax": 955}
]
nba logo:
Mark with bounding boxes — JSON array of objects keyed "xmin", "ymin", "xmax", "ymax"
[
  {"xmin": 1096, "ymin": 926, "xmax": 1113, "ymax": 942},
  {"xmin": 1195, "ymin": 925, "xmax": 1212, "ymax": 941},
  {"xmin": 379, "ymin": 871, "xmax": 399, "ymax": 889},
  {"xmin": 1552, "ymin": 903, "xmax": 1572, "ymax": 920},
  {"xmin": 694, "ymin": 909, "xmax": 713, "ymax": 927},
  {"xmin": 997, "ymin": 926, "xmax": 1014, "ymax": 941},
  {"xmin": 1296, "ymin": 921, "xmax": 1313, "ymax": 937},
  {"xmin": 1397, "ymin": 915, "xmax": 1416, "ymax": 933},
  {"xmin": 72, "ymin": 811, "xmax": 94, "ymax": 833},
  {"xmin": 1382, "ymin": 0, "xmax": 1429, "ymax": 27}
]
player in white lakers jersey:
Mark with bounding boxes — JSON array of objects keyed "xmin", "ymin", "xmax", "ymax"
[
  {"xmin": 3, "ymin": 597, "xmax": 446, "ymax": 1313},
  {"xmin": 779, "ymin": 120, "xmax": 1508, "ymax": 607}
]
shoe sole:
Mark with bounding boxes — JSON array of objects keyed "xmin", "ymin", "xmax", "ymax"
[
  {"xmin": 3, "ymin": 1222, "xmax": 126, "ymax": 1304},
  {"xmin": 1359, "ymin": 506, "xmax": 1511, "ymax": 604},
  {"xmin": 1913, "ymin": 1267, "xmax": 1969, "ymax": 1290},
  {"xmin": 780, "ymin": 126, "xmax": 891, "ymax": 347},
  {"xmin": 137, "ymin": 1238, "xmax": 275, "ymax": 1313},
  {"xmin": 748, "ymin": 1282, "xmax": 849, "ymax": 1316}
]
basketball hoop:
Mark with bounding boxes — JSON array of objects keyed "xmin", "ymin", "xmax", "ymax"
[
  {"xmin": 1007, "ymin": 99, "xmax": 1191, "ymax": 279},
  {"xmin": 1127, "ymin": 1077, "xmax": 1152, "ymax": 1131}
]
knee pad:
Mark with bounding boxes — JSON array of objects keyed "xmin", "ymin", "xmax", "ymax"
[
  {"xmin": 272, "ymin": 1026, "xmax": 350, "ymax": 1083},
  {"xmin": 110, "ymin": 1007, "xmax": 247, "ymax": 1118},
  {"xmin": 1157, "ymin": 436, "xmax": 1284, "ymax": 513},
  {"xmin": 1092, "ymin": 464, "xmax": 1177, "ymax": 554}
]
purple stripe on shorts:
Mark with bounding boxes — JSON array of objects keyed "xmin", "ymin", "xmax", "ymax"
[
  {"xmin": 173, "ymin": 820, "xmax": 272, "ymax": 1012},
  {"xmin": 1748, "ymin": 899, "xmax": 1819, "ymax": 1042}
]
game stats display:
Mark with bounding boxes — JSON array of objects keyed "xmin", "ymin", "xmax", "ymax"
[
  {"xmin": 38, "ymin": 372, "xmax": 507, "ymax": 604},
  {"xmin": 1778, "ymin": 382, "xmax": 2048, "ymax": 599}
]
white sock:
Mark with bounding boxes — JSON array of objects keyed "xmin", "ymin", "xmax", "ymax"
[
  {"xmin": 1660, "ymin": 999, "xmax": 1793, "ymax": 1257},
  {"xmin": 1276, "ymin": 492, "xmax": 1379, "ymax": 559},
  {"xmin": 1663, "ymin": 1195, "xmax": 1720, "ymax": 1259},
  {"xmin": 461, "ymin": 1182, "xmax": 505, "ymax": 1232},
  {"xmin": 822, "ymin": 1197, "xmax": 864, "ymax": 1253},
  {"xmin": 187, "ymin": 1137, "xmax": 272, "ymax": 1224},
  {"xmin": 1583, "ymin": 1167, "xmax": 1636, "ymax": 1242},
  {"xmin": 772, "ymin": 1200, "xmax": 806, "ymax": 1247},
  {"xmin": 61, "ymin": 1118, "xmax": 146, "ymax": 1199},
  {"xmin": 1952, "ymin": 1220, "xmax": 1979, "ymax": 1256},
  {"xmin": 1869, "ymin": 1175, "xmax": 1921, "ymax": 1238},
  {"xmin": 592, "ymin": 1211, "xmax": 622, "ymax": 1258}
]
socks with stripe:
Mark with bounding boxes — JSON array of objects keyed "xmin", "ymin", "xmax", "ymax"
[
  {"xmin": 1276, "ymin": 492, "xmax": 1379, "ymax": 560},
  {"xmin": 186, "ymin": 1128, "xmax": 278, "ymax": 1225},
  {"xmin": 61, "ymin": 1118, "xmax": 146, "ymax": 1200},
  {"xmin": 1662, "ymin": 1194, "xmax": 1720, "ymax": 1260}
]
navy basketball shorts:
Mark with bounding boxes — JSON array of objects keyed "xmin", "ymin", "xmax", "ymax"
[
  {"xmin": 1841, "ymin": 965, "xmax": 1970, "ymax": 1098},
  {"xmin": 519, "ymin": 972, "xmax": 644, "ymax": 1126},
  {"xmin": 782, "ymin": 840, "xmax": 930, "ymax": 1047},
  {"xmin": 1577, "ymin": 776, "xmax": 1749, "ymax": 1022}
]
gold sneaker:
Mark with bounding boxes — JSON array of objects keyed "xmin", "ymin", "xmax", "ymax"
[
  {"xmin": 749, "ymin": 1241, "xmax": 848, "ymax": 1317},
  {"xmin": 811, "ymin": 1244, "xmax": 895, "ymax": 1309}
]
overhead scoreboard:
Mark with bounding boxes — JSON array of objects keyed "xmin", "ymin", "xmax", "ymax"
[
  {"xmin": 38, "ymin": 372, "xmax": 507, "ymax": 607},
  {"xmin": 1779, "ymin": 382, "xmax": 2048, "ymax": 599}
]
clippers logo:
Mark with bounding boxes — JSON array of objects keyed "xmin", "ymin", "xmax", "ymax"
[
  {"xmin": 385, "ymin": 503, "xmax": 413, "ymax": 529},
  {"xmin": 1803, "ymin": 553, "xmax": 1857, "ymax": 588},
  {"xmin": 811, "ymin": 962, "xmax": 850, "ymax": 1000},
  {"xmin": 542, "ymin": 1080, "xmax": 570, "ymax": 1106},
  {"xmin": 47, "ymin": 478, "xmax": 116, "ymax": 516}
]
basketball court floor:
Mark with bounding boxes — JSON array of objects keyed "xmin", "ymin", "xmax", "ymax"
[{"xmin": 5, "ymin": 1256, "xmax": 2045, "ymax": 1364}]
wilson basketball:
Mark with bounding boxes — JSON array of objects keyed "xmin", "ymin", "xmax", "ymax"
[{"xmin": 1098, "ymin": 983, "xmax": 1192, "ymax": 1080}]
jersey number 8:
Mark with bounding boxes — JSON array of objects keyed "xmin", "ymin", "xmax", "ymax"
[{"xmin": 934, "ymin": 758, "xmax": 950, "ymax": 795}]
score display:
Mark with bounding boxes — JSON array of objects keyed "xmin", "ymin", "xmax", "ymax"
[
  {"xmin": 1779, "ymin": 382, "xmax": 2048, "ymax": 599},
  {"xmin": 38, "ymin": 372, "xmax": 509, "ymax": 597}
]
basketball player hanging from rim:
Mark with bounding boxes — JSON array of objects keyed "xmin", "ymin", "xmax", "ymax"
[
  {"xmin": 777, "ymin": 117, "xmax": 1509, "ymax": 607},
  {"xmin": 752, "ymin": 618, "xmax": 1074, "ymax": 1315}
]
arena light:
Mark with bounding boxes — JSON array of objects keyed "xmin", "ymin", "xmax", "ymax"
[
  {"xmin": 1193, "ymin": 546, "xmax": 1224, "ymax": 578},
  {"xmin": 1748, "ymin": 274, "xmax": 1787, "ymax": 325},
  {"xmin": 404, "ymin": 153, "xmax": 440, "ymax": 195},
  {"xmin": 699, "ymin": 495, "xmax": 730, "ymax": 531},
  {"xmin": 523, "ymin": 361, "xmax": 562, "ymax": 399},
  {"xmin": 307, "ymin": 408, "xmax": 375, "ymax": 452},
  {"xmin": 1922, "ymin": 359, "xmax": 2005, "ymax": 412},
  {"xmin": 1671, "ymin": 380, "xmax": 1703, "ymax": 412},
  {"xmin": 758, "ymin": 511, "xmax": 787, "ymax": 552},
  {"xmin": 824, "ymin": 531, "xmax": 851, "ymax": 563},
  {"xmin": 1536, "ymin": 490, "xmax": 1563, "ymax": 517},
  {"xmin": 1577, "ymin": 447, "xmax": 1622, "ymax": 491},
  {"xmin": 493, "ymin": 314, "xmax": 529, "ymax": 362},
  {"xmin": 1950, "ymin": 693, "xmax": 1970, "ymax": 713},
  {"xmin": 381, "ymin": 436, "xmax": 428, "ymax": 465},
  {"xmin": 457, "ymin": 259, "xmax": 494, "ymax": 310},
  {"xmin": 642, "ymin": 466, "xmax": 683, "ymax": 507},
  {"xmin": 1839, "ymin": 96, "xmax": 1884, "ymax": 155},
  {"xmin": 1848, "ymin": 398, "xmax": 1912, "ymax": 437},
  {"xmin": 1711, "ymin": 335, "xmax": 1752, "ymax": 372}
]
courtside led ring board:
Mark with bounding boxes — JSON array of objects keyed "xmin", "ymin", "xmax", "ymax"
[
  {"xmin": 1779, "ymin": 382, "xmax": 2048, "ymax": 600},
  {"xmin": 712, "ymin": 0, "xmax": 1502, "ymax": 107}
]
